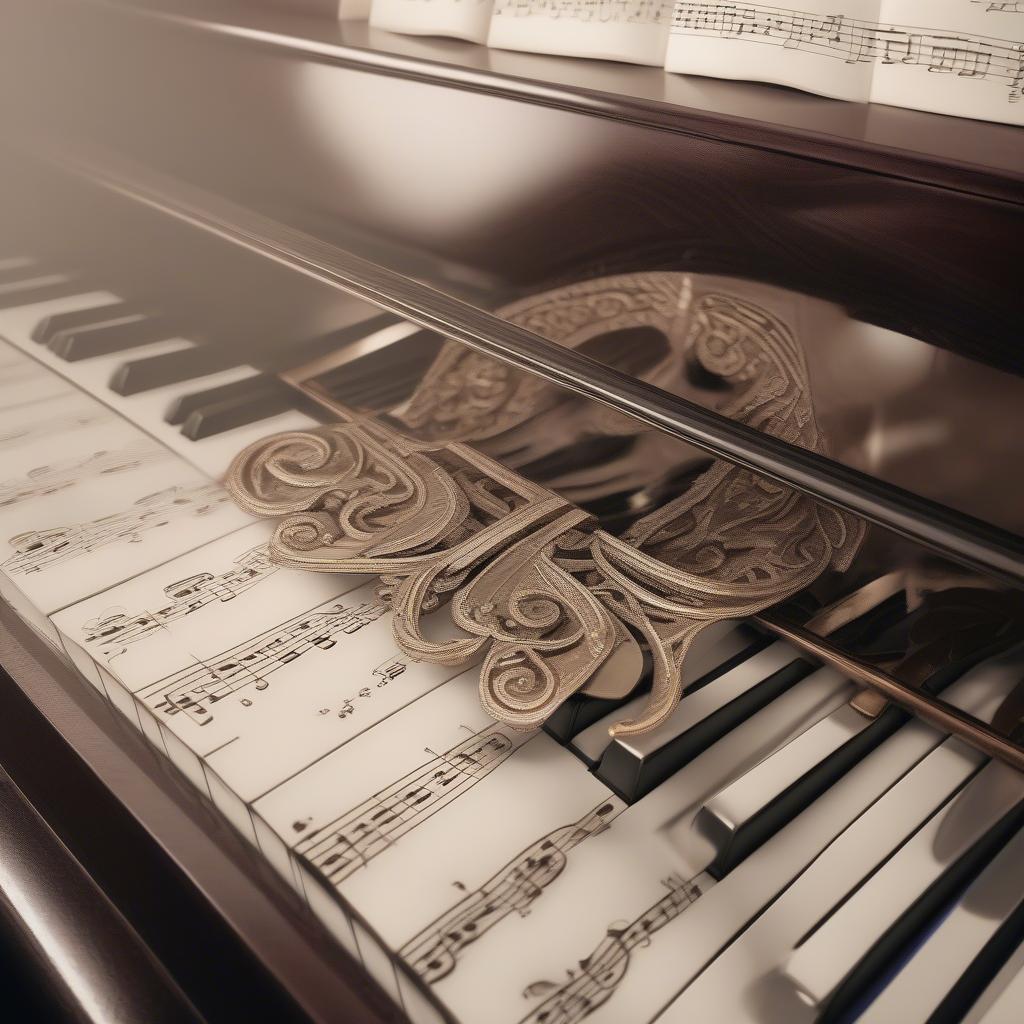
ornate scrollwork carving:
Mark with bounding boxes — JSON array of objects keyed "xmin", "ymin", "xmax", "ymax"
[
  {"xmin": 450, "ymin": 511, "xmax": 639, "ymax": 730},
  {"xmin": 228, "ymin": 416, "xmax": 575, "ymax": 669},
  {"xmin": 400, "ymin": 273, "xmax": 687, "ymax": 443},
  {"xmin": 226, "ymin": 275, "xmax": 863, "ymax": 737}
]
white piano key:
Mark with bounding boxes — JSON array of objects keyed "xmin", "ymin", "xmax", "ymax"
[
  {"xmin": 394, "ymin": 970, "xmax": 447, "ymax": 1024},
  {"xmin": 858, "ymin": 822, "xmax": 1024, "ymax": 1024},
  {"xmin": 383, "ymin": 664, "xmax": 849, "ymax": 1023},
  {"xmin": 649, "ymin": 661, "xmax": 855, "ymax": 871},
  {"xmin": 597, "ymin": 638, "xmax": 810, "ymax": 798},
  {"xmin": 0, "ymin": 289, "xmax": 120, "ymax": 343},
  {"xmin": 0, "ymin": 366, "xmax": 75, "ymax": 406},
  {"xmin": 300, "ymin": 869, "xmax": 362, "ymax": 961},
  {"xmin": 53, "ymin": 522, "xmax": 473, "ymax": 811},
  {"xmin": 0, "ymin": 378, "xmax": 252, "ymax": 615},
  {"xmin": 0, "ymin": 572, "xmax": 61, "ymax": 649},
  {"xmin": 0, "ymin": 390, "xmax": 115, "ymax": 449},
  {"xmin": 781, "ymin": 759, "xmax": 1024, "ymax": 1012},
  {"xmin": 659, "ymin": 647, "xmax": 1024, "ymax": 1022},
  {"xmin": 570, "ymin": 620, "xmax": 752, "ymax": 764},
  {"xmin": 351, "ymin": 917, "xmax": 404, "ymax": 1008},
  {"xmin": 0, "ymin": 292, "xmax": 317, "ymax": 476},
  {"xmin": 694, "ymin": 688, "xmax": 876, "ymax": 872},
  {"xmin": 0, "ymin": 256, "xmax": 36, "ymax": 273},
  {"xmin": 962, "ymin": 938, "xmax": 1024, "ymax": 1024}
]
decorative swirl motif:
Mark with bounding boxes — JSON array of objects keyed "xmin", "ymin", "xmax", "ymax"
[
  {"xmin": 225, "ymin": 275, "xmax": 863, "ymax": 737},
  {"xmin": 400, "ymin": 273, "xmax": 686, "ymax": 443},
  {"xmin": 227, "ymin": 417, "xmax": 576, "ymax": 674},
  {"xmin": 594, "ymin": 292, "xmax": 863, "ymax": 735},
  {"xmin": 451, "ymin": 510, "xmax": 635, "ymax": 730}
]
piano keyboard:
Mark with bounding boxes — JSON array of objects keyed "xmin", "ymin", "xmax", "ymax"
[{"xmin": 2, "ymin": 261, "xmax": 1024, "ymax": 1024}]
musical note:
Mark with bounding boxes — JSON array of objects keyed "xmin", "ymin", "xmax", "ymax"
[
  {"xmin": 373, "ymin": 656, "xmax": 409, "ymax": 685},
  {"xmin": 401, "ymin": 800, "xmax": 622, "ymax": 983},
  {"xmin": 295, "ymin": 725, "xmax": 519, "ymax": 885},
  {"xmin": 2, "ymin": 482, "xmax": 232, "ymax": 577},
  {"xmin": 81, "ymin": 544, "xmax": 277, "ymax": 654},
  {"xmin": 139, "ymin": 599, "xmax": 389, "ymax": 724},
  {"xmin": 0, "ymin": 441, "xmax": 171, "ymax": 509},
  {"xmin": 927, "ymin": 40, "xmax": 993, "ymax": 77},
  {"xmin": 518, "ymin": 875, "xmax": 702, "ymax": 1024},
  {"xmin": 972, "ymin": 1, "xmax": 1024, "ymax": 13},
  {"xmin": 671, "ymin": 3, "xmax": 1024, "ymax": 103}
]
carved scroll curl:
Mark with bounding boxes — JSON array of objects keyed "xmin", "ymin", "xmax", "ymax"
[{"xmin": 226, "ymin": 275, "xmax": 863, "ymax": 737}]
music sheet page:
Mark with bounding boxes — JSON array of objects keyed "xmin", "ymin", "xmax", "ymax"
[
  {"xmin": 665, "ymin": 1, "xmax": 1024, "ymax": 123},
  {"xmin": 487, "ymin": 0, "xmax": 674, "ymax": 67},
  {"xmin": 370, "ymin": 0, "xmax": 496, "ymax": 43},
  {"xmin": 870, "ymin": 1, "xmax": 1024, "ymax": 122},
  {"xmin": 665, "ymin": 2, "xmax": 882, "ymax": 102}
]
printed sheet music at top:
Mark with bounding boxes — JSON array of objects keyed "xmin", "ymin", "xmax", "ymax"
[
  {"xmin": 666, "ymin": 0, "xmax": 1024, "ymax": 123},
  {"xmin": 359, "ymin": 0, "xmax": 1024, "ymax": 124}
]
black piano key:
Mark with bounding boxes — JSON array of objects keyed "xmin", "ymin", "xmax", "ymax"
[
  {"xmin": 48, "ymin": 317, "xmax": 175, "ymax": 362},
  {"xmin": 543, "ymin": 677, "xmax": 651, "ymax": 745},
  {"xmin": 31, "ymin": 301, "xmax": 143, "ymax": 345},
  {"xmin": 927, "ymin": 894, "xmax": 1024, "ymax": 1024},
  {"xmin": 702, "ymin": 703, "xmax": 910, "ymax": 881},
  {"xmin": 822, "ymin": 801, "xmax": 1024, "ymax": 1024},
  {"xmin": 598, "ymin": 646, "xmax": 812, "ymax": 802},
  {"xmin": 165, "ymin": 374, "xmax": 277, "ymax": 425},
  {"xmin": 109, "ymin": 345, "xmax": 241, "ymax": 396},
  {"xmin": 292, "ymin": 312, "xmax": 404, "ymax": 359},
  {"xmin": 317, "ymin": 329, "xmax": 445, "ymax": 408},
  {"xmin": 164, "ymin": 315, "xmax": 404, "ymax": 424},
  {"xmin": 115, "ymin": 312, "xmax": 409, "ymax": 398},
  {"xmin": 0, "ymin": 278, "xmax": 85, "ymax": 310},
  {"xmin": 181, "ymin": 390, "xmax": 296, "ymax": 440}
]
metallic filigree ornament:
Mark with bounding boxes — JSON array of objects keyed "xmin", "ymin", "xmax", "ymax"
[{"xmin": 226, "ymin": 275, "xmax": 863, "ymax": 737}]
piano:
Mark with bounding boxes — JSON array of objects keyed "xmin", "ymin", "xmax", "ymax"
[{"xmin": 0, "ymin": 1, "xmax": 1022, "ymax": 1022}]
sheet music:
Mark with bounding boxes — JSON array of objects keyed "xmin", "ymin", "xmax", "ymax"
[
  {"xmin": 370, "ymin": 0, "xmax": 496, "ymax": 44},
  {"xmin": 53, "ymin": 523, "xmax": 475, "ymax": 809},
  {"xmin": 666, "ymin": 1, "xmax": 1024, "ymax": 123},
  {"xmin": 0, "ymin": 393, "xmax": 114, "ymax": 452},
  {"xmin": 370, "ymin": 661, "xmax": 854, "ymax": 1023},
  {"xmin": 871, "ymin": 0, "xmax": 1024, "ymax": 119},
  {"xmin": 488, "ymin": 0, "xmax": 675, "ymax": 66},
  {"xmin": 0, "ymin": 342, "xmax": 252, "ymax": 617},
  {"xmin": 251, "ymin": 677, "xmax": 617, "ymax": 1003}
]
